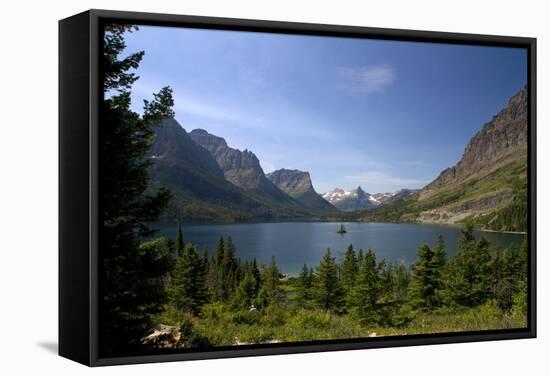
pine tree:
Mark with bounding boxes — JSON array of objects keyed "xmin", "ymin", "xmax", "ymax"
[
  {"xmin": 433, "ymin": 235, "xmax": 446, "ymax": 268},
  {"xmin": 493, "ymin": 239, "xmax": 528, "ymax": 310},
  {"xmin": 297, "ymin": 263, "xmax": 314, "ymax": 306},
  {"xmin": 214, "ymin": 236, "xmax": 225, "ymax": 267},
  {"xmin": 314, "ymin": 248, "xmax": 343, "ymax": 311},
  {"xmin": 209, "ymin": 236, "xmax": 225, "ymax": 300},
  {"xmin": 378, "ymin": 260, "xmax": 394, "ymax": 297},
  {"xmin": 348, "ymin": 249, "xmax": 382, "ymax": 326},
  {"xmin": 341, "ymin": 244, "xmax": 359, "ymax": 294},
  {"xmin": 263, "ymin": 256, "xmax": 282, "ymax": 305},
  {"xmin": 100, "ymin": 25, "xmax": 174, "ymax": 356},
  {"xmin": 175, "ymin": 221, "xmax": 184, "ymax": 255},
  {"xmin": 221, "ymin": 236, "xmax": 238, "ymax": 300},
  {"xmin": 394, "ymin": 263, "xmax": 411, "ymax": 303},
  {"xmin": 357, "ymin": 249, "xmax": 364, "ymax": 266},
  {"xmin": 231, "ymin": 272, "xmax": 258, "ymax": 310},
  {"xmin": 408, "ymin": 244, "xmax": 440, "ymax": 310},
  {"xmin": 170, "ymin": 244, "xmax": 208, "ymax": 314},
  {"xmin": 443, "ymin": 224, "xmax": 492, "ymax": 307},
  {"xmin": 251, "ymin": 258, "xmax": 261, "ymax": 294}
]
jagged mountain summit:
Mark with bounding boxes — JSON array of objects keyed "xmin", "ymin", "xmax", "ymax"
[
  {"xmin": 266, "ymin": 169, "xmax": 338, "ymax": 214},
  {"xmin": 322, "ymin": 186, "xmax": 380, "ymax": 211},
  {"xmin": 148, "ymin": 118, "xmax": 309, "ymax": 222},
  {"xmin": 189, "ymin": 129, "xmax": 306, "ymax": 211}
]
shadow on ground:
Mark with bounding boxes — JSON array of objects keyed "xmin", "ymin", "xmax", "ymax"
[{"xmin": 37, "ymin": 342, "xmax": 58, "ymax": 354}]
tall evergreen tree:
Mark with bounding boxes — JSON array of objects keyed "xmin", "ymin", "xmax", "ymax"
[
  {"xmin": 443, "ymin": 224, "xmax": 492, "ymax": 307},
  {"xmin": 357, "ymin": 249, "xmax": 364, "ymax": 266},
  {"xmin": 263, "ymin": 256, "xmax": 282, "ymax": 305},
  {"xmin": 433, "ymin": 235, "xmax": 447, "ymax": 268},
  {"xmin": 314, "ymin": 248, "xmax": 343, "ymax": 311},
  {"xmin": 214, "ymin": 236, "xmax": 225, "ymax": 267},
  {"xmin": 175, "ymin": 221, "xmax": 184, "ymax": 255},
  {"xmin": 493, "ymin": 239, "xmax": 528, "ymax": 311},
  {"xmin": 221, "ymin": 236, "xmax": 238, "ymax": 300},
  {"xmin": 408, "ymin": 244, "xmax": 440, "ymax": 310},
  {"xmin": 251, "ymin": 257, "xmax": 261, "ymax": 294},
  {"xmin": 100, "ymin": 25, "xmax": 174, "ymax": 356},
  {"xmin": 231, "ymin": 272, "xmax": 258, "ymax": 310},
  {"xmin": 169, "ymin": 244, "xmax": 208, "ymax": 314},
  {"xmin": 341, "ymin": 244, "xmax": 359, "ymax": 295},
  {"xmin": 297, "ymin": 263, "xmax": 314, "ymax": 306},
  {"xmin": 208, "ymin": 236, "xmax": 225, "ymax": 300},
  {"xmin": 394, "ymin": 263, "xmax": 411, "ymax": 303},
  {"xmin": 348, "ymin": 249, "xmax": 382, "ymax": 326}
]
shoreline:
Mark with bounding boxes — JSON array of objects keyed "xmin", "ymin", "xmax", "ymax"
[
  {"xmin": 154, "ymin": 219, "xmax": 525, "ymax": 235},
  {"xmin": 478, "ymin": 228, "xmax": 527, "ymax": 235}
]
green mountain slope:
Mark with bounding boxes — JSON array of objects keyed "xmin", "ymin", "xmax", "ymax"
[
  {"xmin": 349, "ymin": 87, "xmax": 528, "ymax": 232},
  {"xmin": 148, "ymin": 118, "xmax": 310, "ymax": 222}
]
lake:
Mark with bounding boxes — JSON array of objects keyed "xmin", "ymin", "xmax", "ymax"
[{"xmin": 156, "ymin": 222, "xmax": 525, "ymax": 274}]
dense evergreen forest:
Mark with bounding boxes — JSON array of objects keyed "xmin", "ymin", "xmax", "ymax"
[
  {"xmin": 137, "ymin": 223, "xmax": 527, "ymax": 350},
  {"xmin": 100, "ymin": 25, "xmax": 528, "ymax": 357}
]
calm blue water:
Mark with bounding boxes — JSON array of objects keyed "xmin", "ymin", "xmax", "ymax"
[{"xmin": 156, "ymin": 222, "xmax": 524, "ymax": 274}]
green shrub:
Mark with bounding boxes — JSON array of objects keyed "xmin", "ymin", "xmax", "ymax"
[{"xmin": 232, "ymin": 310, "xmax": 262, "ymax": 325}]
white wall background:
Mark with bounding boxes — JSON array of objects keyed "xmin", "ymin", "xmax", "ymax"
[{"xmin": 0, "ymin": 0, "xmax": 547, "ymax": 374}]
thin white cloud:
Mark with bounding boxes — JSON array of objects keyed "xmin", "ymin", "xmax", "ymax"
[
  {"xmin": 337, "ymin": 65, "xmax": 396, "ymax": 94},
  {"xmin": 344, "ymin": 171, "xmax": 428, "ymax": 189},
  {"xmin": 173, "ymin": 94, "xmax": 264, "ymax": 126},
  {"xmin": 132, "ymin": 81, "xmax": 264, "ymax": 126},
  {"xmin": 399, "ymin": 159, "xmax": 430, "ymax": 167}
]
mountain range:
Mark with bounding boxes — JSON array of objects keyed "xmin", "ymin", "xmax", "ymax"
[
  {"xmin": 147, "ymin": 86, "xmax": 527, "ymax": 231},
  {"xmin": 148, "ymin": 120, "xmax": 335, "ymax": 221},
  {"xmin": 322, "ymin": 186, "xmax": 418, "ymax": 211}
]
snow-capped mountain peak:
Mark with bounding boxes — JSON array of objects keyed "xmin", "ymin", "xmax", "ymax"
[{"xmin": 322, "ymin": 186, "xmax": 418, "ymax": 211}]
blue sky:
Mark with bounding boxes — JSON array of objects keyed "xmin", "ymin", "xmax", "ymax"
[{"xmin": 123, "ymin": 25, "xmax": 527, "ymax": 193}]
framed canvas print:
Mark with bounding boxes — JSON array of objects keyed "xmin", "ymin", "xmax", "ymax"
[{"xmin": 59, "ymin": 9, "xmax": 536, "ymax": 366}]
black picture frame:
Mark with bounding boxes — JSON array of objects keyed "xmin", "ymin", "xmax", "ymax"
[{"xmin": 59, "ymin": 9, "xmax": 537, "ymax": 367}]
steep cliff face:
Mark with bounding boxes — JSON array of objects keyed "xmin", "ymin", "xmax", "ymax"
[
  {"xmin": 189, "ymin": 129, "xmax": 306, "ymax": 210},
  {"xmin": 189, "ymin": 129, "xmax": 265, "ymax": 189},
  {"xmin": 267, "ymin": 169, "xmax": 313, "ymax": 196},
  {"xmin": 355, "ymin": 86, "xmax": 528, "ymax": 228},
  {"xmin": 148, "ymin": 119, "xmax": 309, "ymax": 222},
  {"xmin": 149, "ymin": 118, "xmax": 224, "ymax": 177},
  {"xmin": 267, "ymin": 169, "xmax": 338, "ymax": 213},
  {"xmin": 420, "ymin": 87, "xmax": 528, "ymax": 201}
]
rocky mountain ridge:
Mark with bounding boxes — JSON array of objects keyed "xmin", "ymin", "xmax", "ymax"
[
  {"xmin": 266, "ymin": 169, "xmax": 337, "ymax": 213},
  {"xmin": 353, "ymin": 86, "xmax": 528, "ymax": 229},
  {"xmin": 420, "ymin": 86, "xmax": 527, "ymax": 201}
]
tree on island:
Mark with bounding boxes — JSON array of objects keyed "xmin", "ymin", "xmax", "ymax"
[{"xmin": 100, "ymin": 24, "xmax": 175, "ymax": 356}]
